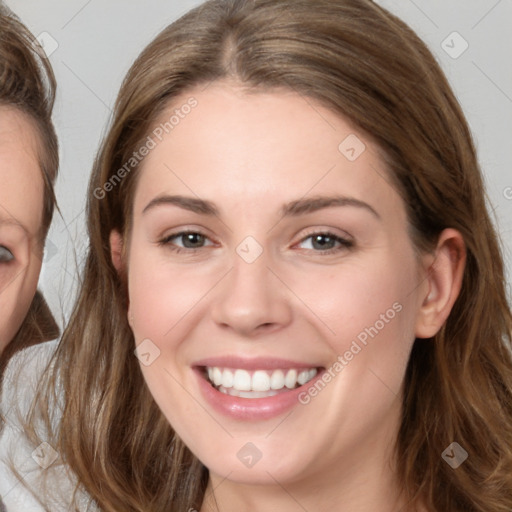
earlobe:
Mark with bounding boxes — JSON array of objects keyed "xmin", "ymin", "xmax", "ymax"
[
  {"xmin": 109, "ymin": 230, "xmax": 124, "ymax": 274},
  {"xmin": 415, "ymin": 228, "xmax": 466, "ymax": 339}
]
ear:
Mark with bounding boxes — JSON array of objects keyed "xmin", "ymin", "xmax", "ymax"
[
  {"xmin": 110, "ymin": 230, "xmax": 133, "ymax": 326},
  {"xmin": 109, "ymin": 230, "xmax": 124, "ymax": 274},
  {"xmin": 415, "ymin": 228, "xmax": 466, "ymax": 339}
]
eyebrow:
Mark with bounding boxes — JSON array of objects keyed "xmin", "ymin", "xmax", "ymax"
[
  {"xmin": 281, "ymin": 196, "xmax": 380, "ymax": 219},
  {"xmin": 142, "ymin": 194, "xmax": 380, "ymax": 220},
  {"xmin": 143, "ymin": 195, "xmax": 219, "ymax": 216},
  {"xmin": 0, "ymin": 217, "xmax": 30, "ymax": 235}
]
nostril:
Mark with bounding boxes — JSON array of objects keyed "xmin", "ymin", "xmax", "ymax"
[{"xmin": 257, "ymin": 322, "xmax": 277, "ymax": 331}]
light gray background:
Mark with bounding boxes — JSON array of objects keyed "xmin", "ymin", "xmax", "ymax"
[{"xmin": 6, "ymin": 0, "xmax": 512, "ymax": 328}]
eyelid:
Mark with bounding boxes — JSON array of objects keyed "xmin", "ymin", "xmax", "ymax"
[
  {"xmin": 294, "ymin": 226, "xmax": 354, "ymax": 243},
  {"xmin": 157, "ymin": 223, "xmax": 216, "ymax": 240},
  {"xmin": 169, "ymin": 231, "xmax": 214, "ymax": 245}
]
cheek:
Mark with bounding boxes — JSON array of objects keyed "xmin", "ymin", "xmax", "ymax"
[
  {"xmin": 287, "ymin": 253, "xmax": 417, "ymax": 344},
  {"xmin": 0, "ymin": 261, "xmax": 40, "ymax": 350},
  {"xmin": 127, "ymin": 246, "xmax": 215, "ymax": 344},
  {"xmin": 284, "ymin": 249, "xmax": 420, "ymax": 405},
  {"xmin": 0, "ymin": 284, "xmax": 21, "ymax": 350}
]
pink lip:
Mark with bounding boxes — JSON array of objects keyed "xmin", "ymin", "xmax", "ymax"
[
  {"xmin": 193, "ymin": 356, "xmax": 317, "ymax": 371},
  {"xmin": 193, "ymin": 364, "xmax": 325, "ymax": 421}
]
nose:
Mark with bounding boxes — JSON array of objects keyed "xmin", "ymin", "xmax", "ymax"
[{"xmin": 210, "ymin": 248, "xmax": 293, "ymax": 338}]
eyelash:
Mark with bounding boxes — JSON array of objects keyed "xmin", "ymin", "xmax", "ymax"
[
  {"xmin": 295, "ymin": 231, "xmax": 354, "ymax": 254},
  {"xmin": 159, "ymin": 231, "xmax": 215, "ymax": 254},
  {"xmin": 158, "ymin": 230, "xmax": 354, "ymax": 255}
]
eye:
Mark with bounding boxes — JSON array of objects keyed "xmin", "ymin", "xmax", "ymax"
[
  {"xmin": 0, "ymin": 245, "xmax": 14, "ymax": 263},
  {"xmin": 297, "ymin": 232, "xmax": 353, "ymax": 253},
  {"xmin": 160, "ymin": 231, "xmax": 215, "ymax": 251}
]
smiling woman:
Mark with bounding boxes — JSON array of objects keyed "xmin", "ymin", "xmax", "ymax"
[{"xmin": 3, "ymin": 0, "xmax": 512, "ymax": 511}]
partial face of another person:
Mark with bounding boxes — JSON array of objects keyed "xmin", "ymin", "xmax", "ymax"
[
  {"xmin": 117, "ymin": 83, "xmax": 437, "ymax": 488},
  {"xmin": 0, "ymin": 107, "xmax": 44, "ymax": 352}
]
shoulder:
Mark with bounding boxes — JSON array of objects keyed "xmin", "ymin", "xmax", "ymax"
[
  {"xmin": 2, "ymin": 338, "xmax": 58, "ymax": 388},
  {"xmin": 1, "ymin": 339, "xmax": 59, "ymax": 419},
  {"xmin": 0, "ymin": 340, "xmax": 96, "ymax": 511},
  {"xmin": 0, "ymin": 341, "xmax": 58, "ymax": 510},
  {"xmin": 0, "ymin": 340, "xmax": 94, "ymax": 510}
]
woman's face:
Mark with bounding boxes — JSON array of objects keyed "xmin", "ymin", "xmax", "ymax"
[
  {"xmin": 0, "ymin": 107, "xmax": 44, "ymax": 352},
  {"xmin": 121, "ymin": 83, "xmax": 433, "ymax": 490}
]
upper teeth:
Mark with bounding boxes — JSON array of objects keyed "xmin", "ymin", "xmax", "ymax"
[{"xmin": 206, "ymin": 367, "xmax": 318, "ymax": 392}]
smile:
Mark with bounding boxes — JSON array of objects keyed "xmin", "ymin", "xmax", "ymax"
[
  {"xmin": 206, "ymin": 367, "xmax": 319, "ymax": 398},
  {"xmin": 193, "ymin": 357, "xmax": 325, "ymax": 420}
]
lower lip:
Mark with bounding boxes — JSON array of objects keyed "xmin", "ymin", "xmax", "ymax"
[{"xmin": 194, "ymin": 368, "xmax": 323, "ymax": 421}]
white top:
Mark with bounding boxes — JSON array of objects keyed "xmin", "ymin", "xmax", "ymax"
[{"xmin": 0, "ymin": 341, "xmax": 94, "ymax": 511}]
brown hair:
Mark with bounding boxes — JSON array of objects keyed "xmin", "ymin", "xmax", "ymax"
[
  {"xmin": 31, "ymin": 0, "xmax": 512, "ymax": 510},
  {"xmin": 0, "ymin": 4, "xmax": 59, "ymax": 372}
]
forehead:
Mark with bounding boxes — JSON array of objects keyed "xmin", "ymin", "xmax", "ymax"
[
  {"xmin": 0, "ymin": 106, "xmax": 44, "ymax": 235},
  {"xmin": 134, "ymin": 82, "xmax": 404, "ymax": 222}
]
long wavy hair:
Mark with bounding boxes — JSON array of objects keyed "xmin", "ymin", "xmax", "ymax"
[
  {"xmin": 29, "ymin": 0, "xmax": 512, "ymax": 510},
  {"xmin": 0, "ymin": 4, "xmax": 59, "ymax": 376}
]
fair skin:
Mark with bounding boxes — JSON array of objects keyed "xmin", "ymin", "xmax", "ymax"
[
  {"xmin": 111, "ymin": 82, "xmax": 465, "ymax": 512},
  {"xmin": 0, "ymin": 107, "xmax": 44, "ymax": 353}
]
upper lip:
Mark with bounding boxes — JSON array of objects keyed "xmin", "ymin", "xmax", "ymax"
[{"xmin": 193, "ymin": 356, "xmax": 323, "ymax": 371}]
